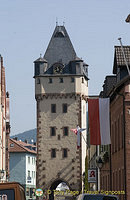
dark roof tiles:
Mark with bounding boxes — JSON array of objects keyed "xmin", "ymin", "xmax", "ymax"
[
  {"xmin": 115, "ymin": 46, "xmax": 130, "ymax": 66},
  {"xmin": 113, "ymin": 46, "xmax": 130, "ymax": 74},
  {"xmin": 44, "ymin": 26, "xmax": 77, "ymax": 68},
  {"xmin": 34, "ymin": 57, "xmax": 47, "ymax": 63}
]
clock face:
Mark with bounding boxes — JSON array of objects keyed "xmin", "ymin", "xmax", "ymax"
[{"xmin": 53, "ymin": 63, "xmax": 63, "ymax": 74}]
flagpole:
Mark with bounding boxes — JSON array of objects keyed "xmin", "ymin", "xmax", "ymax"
[
  {"xmin": 81, "ymin": 134, "xmax": 88, "ymax": 148},
  {"xmin": 118, "ymin": 38, "xmax": 130, "ymax": 76}
]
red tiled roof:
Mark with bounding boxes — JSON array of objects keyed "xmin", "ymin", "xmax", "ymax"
[{"xmin": 9, "ymin": 139, "xmax": 37, "ymax": 154}]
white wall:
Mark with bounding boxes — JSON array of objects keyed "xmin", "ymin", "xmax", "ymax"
[{"xmin": 26, "ymin": 154, "xmax": 36, "ymax": 186}]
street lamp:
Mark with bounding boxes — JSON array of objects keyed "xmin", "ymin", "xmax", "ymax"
[{"xmin": 96, "ymin": 157, "xmax": 103, "ymax": 169}]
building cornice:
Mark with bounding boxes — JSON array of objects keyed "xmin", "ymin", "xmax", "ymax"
[
  {"xmin": 33, "ymin": 74, "xmax": 88, "ymax": 78},
  {"xmin": 35, "ymin": 93, "xmax": 82, "ymax": 101}
]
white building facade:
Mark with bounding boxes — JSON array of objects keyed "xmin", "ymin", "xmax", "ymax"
[{"xmin": 9, "ymin": 139, "xmax": 36, "ymax": 200}]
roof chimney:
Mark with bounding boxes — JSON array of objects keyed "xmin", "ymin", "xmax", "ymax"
[{"xmin": 24, "ymin": 139, "xmax": 28, "ymax": 143}]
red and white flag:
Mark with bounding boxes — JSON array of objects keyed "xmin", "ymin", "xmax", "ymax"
[
  {"xmin": 88, "ymin": 98, "xmax": 111, "ymax": 145},
  {"xmin": 71, "ymin": 126, "xmax": 86, "ymax": 148}
]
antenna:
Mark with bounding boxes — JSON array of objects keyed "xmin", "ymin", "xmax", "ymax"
[
  {"xmin": 40, "ymin": 53, "xmax": 42, "ymax": 58},
  {"xmin": 56, "ymin": 17, "xmax": 58, "ymax": 26},
  {"xmin": 63, "ymin": 17, "xmax": 65, "ymax": 26},
  {"xmin": 118, "ymin": 38, "xmax": 130, "ymax": 76}
]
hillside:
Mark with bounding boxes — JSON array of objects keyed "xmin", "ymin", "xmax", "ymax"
[{"xmin": 11, "ymin": 128, "xmax": 37, "ymax": 143}]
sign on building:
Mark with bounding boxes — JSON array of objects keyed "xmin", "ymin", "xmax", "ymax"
[{"xmin": 88, "ymin": 169, "xmax": 97, "ymax": 183}]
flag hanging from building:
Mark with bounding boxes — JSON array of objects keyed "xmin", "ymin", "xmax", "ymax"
[
  {"xmin": 88, "ymin": 98, "xmax": 111, "ymax": 145},
  {"xmin": 71, "ymin": 126, "xmax": 86, "ymax": 148}
]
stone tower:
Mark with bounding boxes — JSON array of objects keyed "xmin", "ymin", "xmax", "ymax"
[{"xmin": 34, "ymin": 25, "xmax": 88, "ymax": 195}]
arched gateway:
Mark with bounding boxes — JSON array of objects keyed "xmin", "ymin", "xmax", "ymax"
[
  {"xmin": 34, "ymin": 25, "xmax": 88, "ymax": 199},
  {"xmin": 49, "ymin": 179, "xmax": 71, "ymax": 200}
]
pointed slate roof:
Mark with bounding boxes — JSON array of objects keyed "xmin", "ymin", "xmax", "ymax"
[{"xmin": 44, "ymin": 25, "xmax": 77, "ymax": 69}]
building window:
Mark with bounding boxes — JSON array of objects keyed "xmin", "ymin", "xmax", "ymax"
[
  {"xmin": 10, "ymin": 143, "xmax": 14, "ymax": 147},
  {"xmin": 28, "ymin": 157, "xmax": 30, "ymax": 164},
  {"xmin": 27, "ymin": 170, "xmax": 31, "ymax": 183},
  {"xmin": 115, "ymin": 121, "xmax": 117, "ymax": 152},
  {"xmin": 118, "ymin": 170, "xmax": 121, "ymax": 190},
  {"xmin": 51, "ymin": 149, "xmax": 56, "ymax": 158},
  {"xmin": 118, "ymin": 117, "xmax": 120, "ymax": 150},
  {"xmin": 63, "ymin": 127, "xmax": 68, "ymax": 136},
  {"xmin": 63, "ymin": 148, "xmax": 68, "ymax": 158},
  {"xmin": 37, "ymin": 78, "xmax": 40, "ymax": 84},
  {"xmin": 26, "ymin": 188, "xmax": 29, "ymax": 196},
  {"xmin": 121, "ymin": 114, "xmax": 124, "ymax": 148},
  {"xmin": 59, "ymin": 78, "xmax": 63, "ymax": 83},
  {"xmin": 49, "ymin": 78, "xmax": 52, "ymax": 83},
  {"xmin": 50, "ymin": 127, "xmax": 56, "ymax": 136},
  {"xmin": 71, "ymin": 77, "xmax": 74, "ymax": 82},
  {"xmin": 51, "ymin": 104, "xmax": 56, "ymax": 113},
  {"xmin": 111, "ymin": 124, "xmax": 114, "ymax": 154},
  {"xmin": 28, "ymin": 170, "xmax": 30, "ymax": 177},
  {"xmin": 62, "ymin": 104, "xmax": 67, "ymax": 113}
]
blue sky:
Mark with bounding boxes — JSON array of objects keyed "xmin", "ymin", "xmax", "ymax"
[{"xmin": 0, "ymin": 0, "xmax": 129, "ymax": 135}]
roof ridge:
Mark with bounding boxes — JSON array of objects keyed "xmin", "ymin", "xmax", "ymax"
[
  {"xmin": 115, "ymin": 45, "xmax": 130, "ymax": 47},
  {"xmin": 10, "ymin": 139, "xmax": 36, "ymax": 154},
  {"xmin": 10, "ymin": 138, "xmax": 27, "ymax": 152}
]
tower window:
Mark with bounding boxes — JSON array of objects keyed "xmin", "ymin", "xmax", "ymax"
[
  {"xmin": 59, "ymin": 78, "xmax": 63, "ymax": 83},
  {"xmin": 51, "ymin": 149, "xmax": 56, "ymax": 158},
  {"xmin": 50, "ymin": 127, "xmax": 56, "ymax": 136},
  {"xmin": 54, "ymin": 31, "xmax": 65, "ymax": 38},
  {"xmin": 63, "ymin": 104, "xmax": 67, "ymax": 113},
  {"xmin": 82, "ymin": 77, "xmax": 84, "ymax": 83},
  {"xmin": 71, "ymin": 77, "xmax": 74, "ymax": 83},
  {"xmin": 49, "ymin": 78, "xmax": 52, "ymax": 83},
  {"xmin": 63, "ymin": 127, "xmax": 68, "ymax": 136},
  {"xmin": 63, "ymin": 148, "xmax": 68, "ymax": 158},
  {"xmin": 58, "ymin": 135, "xmax": 60, "ymax": 140},
  {"xmin": 35, "ymin": 64, "xmax": 40, "ymax": 76},
  {"xmin": 51, "ymin": 104, "xmax": 56, "ymax": 113},
  {"xmin": 37, "ymin": 78, "xmax": 40, "ymax": 84}
]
